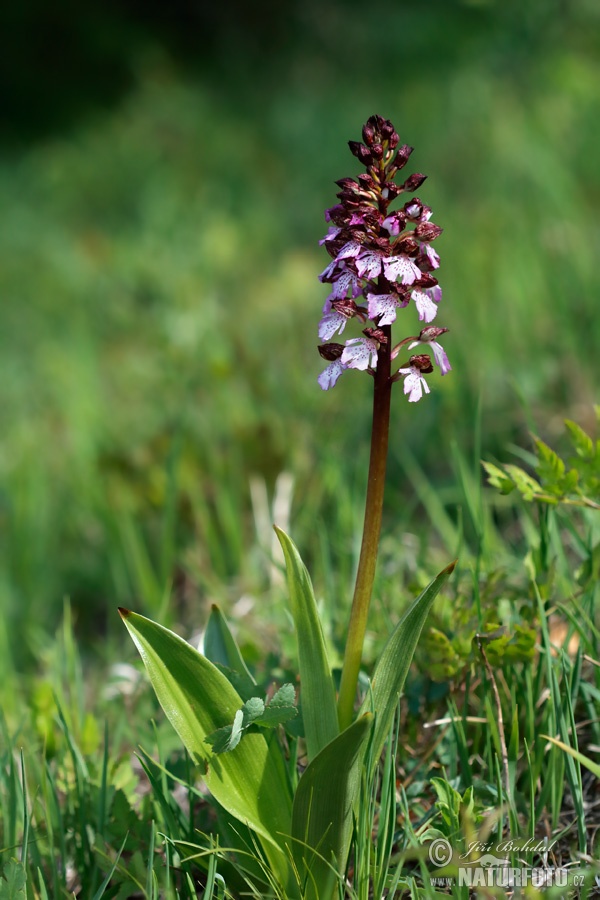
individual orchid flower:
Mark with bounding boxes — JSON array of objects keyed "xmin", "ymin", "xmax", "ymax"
[
  {"xmin": 341, "ymin": 335, "xmax": 379, "ymax": 371},
  {"xmin": 411, "ymin": 284, "xmax": 441, "ymax": 322},
  {"xmin": 317, "ymin": 343, "xmax": 346, "ymax": 390},
  {"xmin": 366, "ymin": 292, "xmax": 407, "ymax": 326},
  {"xmin": 395, "ymin": 354, "xmax": 434, "ymax": 402},
  {"xmin": 408, "ymin": 326, "xmax": 452, "ymax": 375}
]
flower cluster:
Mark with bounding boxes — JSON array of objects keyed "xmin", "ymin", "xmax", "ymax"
[{"xmin": 318, "ymin": 115, "xmax": 451, "ymax": 400}]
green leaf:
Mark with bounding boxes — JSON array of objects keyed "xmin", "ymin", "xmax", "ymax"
[
  {"xmin": 206, "ymin": 688, "xmax": 298, "ymax": 750},
  {"xmin": 274, "ymin": 527, "xmax": 339, "ymax": 761},
  {"xmin": 359, "ymin": 560, "xmax": 456, "ymax": 770},
  {"xmin": 204, "ymin": 605, "xmax": 257, "ymax": 699},
  {"xmin": 0, "ymin": 860, "xmax": 26, "ymax": 900},
  {"xmin": 503, "ymin": 465, "xmax": 543, "ymax": 501},
  {"xmin": 255, "ymin": 705, "xmax": 298, "ymax": 728},
  {"xmin": 243, "ymin": 697, "xmax": 265, "ymax": 722},
  {"xmin": 481, "ymin": 461, "xmax": 516, "ymax": 495},
  {"xmin": 119, "ymin": 608, "xmax": 298, "ymax": 896},
  {"xmin": 205, "ymin": 709, "xmax": 245, "ymax": 753},
  {"xmin": 291, "ymin": 714, "xmax": 373, "ymax": 900},
  {"xmin": 270, "ymin": 683, "xmax": 296, "ymax": 708},
  {"xmin": 541, "ymin": 735, "xmax": 600, "ymax": 780},
  {"xmin": 565, "ymin": 419, "xmax": 594, "ymax": 460}
]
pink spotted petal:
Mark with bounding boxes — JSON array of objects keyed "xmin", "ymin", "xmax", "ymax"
[
  {"xmin": 401, "ymin": 369, "xmax": 430, "ymax": 402},
  {"xmin": 337, "ymin": 240, "xmax": 363, "ymax": 260},
  {"xmin": 318, "ymin": 311, "xmax": 348, "ymax": 340},
  {"xmin": 431, "ymin": 341, "xmax": 452, "ymax": 375},
  {"xmin": 366, "ymin": 293, "xmax": 400, "ymax": 326},
  {"xmin": 341, "ymin": 338, "xmax": 378, "ymax": 371},
  {"xmin": 383, "ymin": 255, "xmax": 421, "ymax": 285},
  {"xmin": 318, "ymin": 360, "xmax": 345, "ymax": 390},
  {"xmin": 319, "ymin": 226, "xmax": 341, "ymax": 245},
  {"xmin": 411, "ymin": 289, "xmax": 439, "ymax": 323},
  {"xmin": 425, "ymin": 245, "xmax": 440, "ymax": 269},
  {"xmin": 330, "ymin": 269, "xmax": 362, "ymax": 300},
  {"xmin": 356, "ymin": 252, "xmax": 383, "ymax": 279}
]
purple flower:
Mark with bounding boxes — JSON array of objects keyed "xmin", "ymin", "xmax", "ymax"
[
  {"xmin": 411, "ymin": 285, "xmax": 441, "ymax": 322},
  {"xmin": 397, "ymin": 365, "xmax": 431, "ymax": 402},
  {"xmin": 318, "ymin": 359, "xmax": 346, "ymax": 390},
  {"xmin": 319, "ymin": 307, "xmax": 349, "ymax": 340},
  {"xmin": 341, "ymin": 336, "xmax": 379, "ymax": 370},
  {"xmin": 366, "ymin": 292, "xmax": 405, "ymax": 326},
  {"xmin": 317, "ymin": 115, "xmax": 452, "ymax": 397},
  {"xmin": 408, "ymin": 326, "xmax": 452, "ymax": 375}
]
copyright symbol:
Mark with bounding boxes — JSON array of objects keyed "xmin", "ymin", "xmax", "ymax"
[{"xmin": 428, "ymin": 838, "xmax": 452, "ymax": 867}]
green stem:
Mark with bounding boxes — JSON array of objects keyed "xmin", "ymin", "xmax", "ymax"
[{"xmin": 337, "ymin": 325, "xmax": 392, "ymax": 730}]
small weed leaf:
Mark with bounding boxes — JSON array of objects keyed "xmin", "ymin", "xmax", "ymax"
[
  {"xmin": 269, "ymin": 683, "xmax": 296, "ymax": 707},
  {"xmin": 0, "ymin": 860, "xmax": 26, "ymax": 900},
  {"xmin": 205, "ymin": 686, "xmax": 298, "ymax": 752},
  {"xmin": 481, "ymin": 461, "xmax": 516, "ymax": 495},
  {"xmin": 565, "ymin": 419, "xmax": 594, "ymax": 460},
  {"xmin": 503, "ymin": 465, "xmax": 543, "ymax": 501}
]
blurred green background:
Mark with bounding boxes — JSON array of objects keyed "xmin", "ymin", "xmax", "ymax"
[{"xmin": 1, "ymin": 0, "xmax": 598, "ymax": 668}]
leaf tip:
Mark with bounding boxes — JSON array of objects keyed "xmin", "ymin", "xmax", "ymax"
[
  {"xmin": 441, "ymin": 559, "xmax": 458, "ymax": 575},
  {"xmin": 118, "ymin": 607, "xmax": 131, "ymax": 619}
]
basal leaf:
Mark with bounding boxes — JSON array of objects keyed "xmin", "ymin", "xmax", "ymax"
[
  {"xmin": 291, "ymin": 714, "xmax": 373, "ymax": 900},
  {"xmin": 274, "ymin": 527, "xmax": 339, "ymax": 761},
  {"xmin": 204, "ymin": 605, "xmax": 257, "ymax": 699},
  {"xmin": 119, "ymin": 609, "xmax": 298, "ymax": 896},
  {"xmin": 359, "ymin": 560, "xmax": 456, "ymax": 770}
]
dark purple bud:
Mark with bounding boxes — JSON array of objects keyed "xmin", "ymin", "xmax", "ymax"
[
  {"xmin": 415, "ymin": 222, "xmax": 443, "ymax": 241},
  {"xmin": 335, "ymin": 177, "xmax": 358, "ymax": 190},
  {"xmin": 337, "ymin": 189, "xmax": 362, "ymax": 203},
  {"xmin": 348, "ymin": 141, "xmax": 373, "ymax": 165},
  {"xmin": 362, "ymin": 122, "xmax": 376, "ymax": 145},
  {"xmin": 388, "ymin": 131, "xmax": 400, "ymax": 149},
  {"xmin": 409, "ymin": 353, "xmax": 434, "ymax": 373},
  {"xmin": 380, "ymin": 119, "xmax": 396, "ymax": 140},
  {"xmin": 395, "ymin": 235, "xmax": 419, "ymax": 255},
  {"xmin": 318, "ymin": 343, "xmax": 344, "ymax": 361},
  {"xmin": 364, "ymin": 327, "xmax": 387, "ymax": 344},
  {"xmin": 325, "ymin": 204, "xmax": 345, "ymax": 223},
  {"xmin": 400, "ymin": 173, "xmax": 427, "ymax": 192},
  {"xmin": 331, "ymin": 298, "xmax": 359, "ymax": 318},
  {"xmin": 382, "ymin": 182, "xmax": 401, "ymax": 199},
  {"xmin": 394, "ymin": 145, "xmax": 414, "ymax": 170},
  {"xmin": 414, "ymin": 273, "xmax": 438, "ymax": 288},
  {"xmin": 371, "ymin": 143, "xmax": 384, "ymax": 160},
  {"xmin": 366, "ymin": 114, "xmax": 385, "ymax": 133},
  {"xmin": 418, "ymin": 326, "xmax": 449, "ymax": 342},
  {"xmin": 357, "ymin": 173, "xmax": 376, "ymax": 189}
]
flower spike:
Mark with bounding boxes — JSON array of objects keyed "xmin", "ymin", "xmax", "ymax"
[{"xmin": 318, "ymin": 115, "xmax": 451, "ymax": 402}]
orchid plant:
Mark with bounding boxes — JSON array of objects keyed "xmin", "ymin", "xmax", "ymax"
[{"xmin": 120, "ymin": 115, "xmax": 455, "ymax": 899}]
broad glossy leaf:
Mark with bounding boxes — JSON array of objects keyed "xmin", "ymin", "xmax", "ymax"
[
  {"xmin": 274, "ymin": 527, "xmax": 338, "ymax": 761},
  {"xmin": 119, "ymin": 609, "xmax": 298, "ymax": 895},
  {"xmin": 360, "ymin": 560, "xmax": 456, "ymax": 770},
  {"xmin": 291, "ymin": 714, "xmax": 373, "ymax": 900},
  {"xmin": 203, "ymin": 604, "xmax": 256, "ymax": 699}
]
